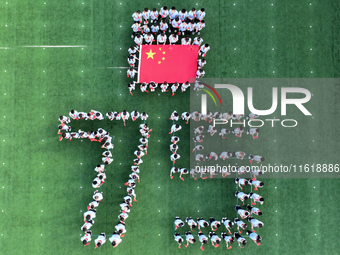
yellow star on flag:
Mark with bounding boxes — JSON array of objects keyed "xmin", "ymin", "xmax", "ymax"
[
  {"xmin": 159, "ymin": 47, "xmax": 162, "ymax": 51},
  {"xmin": 146, "ymin": 49, "xmax": 156, "ymax": 59},
  {"xmin": 158, "ymin": 61, "xmax": 161, "ymax": 64},
  {"xmin": 162, "ymin": 57, "xmax": 165, "ymax": 60},
  {"xmin": 162, "ymin": 51, "xmax": 166, "ymax": 55}
]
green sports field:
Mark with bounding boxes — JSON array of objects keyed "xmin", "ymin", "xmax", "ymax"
[{"xmin": 1, "ymin": 0, "xmax": 339, "ymax": 254}]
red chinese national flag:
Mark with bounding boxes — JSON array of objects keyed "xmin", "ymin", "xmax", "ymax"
[{"xmin": 137, "ymin": 44, "xmax": 199, "ymax": 83}]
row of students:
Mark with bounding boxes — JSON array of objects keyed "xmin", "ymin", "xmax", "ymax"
[
  {"xmin": 82, "ymin": 123, "xmax": 150, "ymax": 248},
  {"xmin": 173, "ymin": 180, "xmax": 264, "ymax": 248},
  {"xmin": 194, "ymin": 152, "xmax": 264, "ymax": 162},
  {"xmin": 132, "ymin": 7, "xmax": 205, "ymax": 35},
  {"xmin": 132, "ymin": 7, "xmax": 206, "ymax": 24},
  {"xmin": 62, "ymin": 109, "xmax": 149, "ymax": 127},
  {"xmin": 175, "ymin": 215, "xmax": 263, "ymax": 233},
  {"xmin": 234, "ymin": 176, "xmax": 264, "ymax": 236},
  {"xmin": 132, "ymin": 28, "xmax": 207, "ymax": 44},
  {"xmin": 169, "ymin": 111, "xmax": 191, "ymax": 124},
  {"xmin": 96, "ymin": 127, "xmax": 150, "ymax": 248},
  {"xmin": 113, "ymin": 123, "xmax": 151, "ymax": 247},
  {"xmin": 127, "ymin": 81, "xmax": 191, "ymax": 96},
  {"xmin": 232, "ymin": 169, "xmax": 264, "ymax": 247},
  {"xmin": 82, "ymin": 230, "xmax": 123, "ymax": 248},
  {"xmin": 176, "ymin": 231, "xmax": 261, "ymax": 249},
  {"xmin": 170, "ymin": 110, "xmax": 258, "ymax": 127},
  {"xmin": 81, "ymin": 127, "xmax": 114, "ymax": 247},
  {"xmin": 62, "ymin": 109, "xmax": 146, "ymax": 248},
  {"xmin": 191, "ymin": 111, "xmax": 259, "ymax": 122},
  {"xmin": 168, "ymin": 116, "xmax": 186, "ymax": 177},
  {"xmin": 132, "ymin": 32, "xmax": 209, "ymax": 50},
  {"xmin": 192, "ymin": 127, "xmax": 262, "ymax": 144},
  {"xmin": 192, "ymin": 125, "xmax": 260, "ymax": 139},
  {"xmin": 132, "ymin": 20, "xmax": 205, "ymax": 38},
  {"xmin": 174, "ymin": 218, "xmax": 262, "ymax": 249},
  {"xmin": 175, "ymin": 231, "xmax": 258, "ymax": 249}
]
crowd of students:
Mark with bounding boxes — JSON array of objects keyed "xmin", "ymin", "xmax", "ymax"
[
  {"xmin": 232, "ymin": 164, "xmax": 264, "ymax": 248},
  {"xmin": 168, "ymin": 111, "xmax": 186, "ymax": 181},
  {"xmin": 58, "ymin": 109, "xmax": 150, "ymax": 248},
  {"xmin": 168, "ymin": 110, "xmax": 264, "ymax": 179},
  {"xmin": 171, "ymin": 173, "xmax": 265, "ymax": 249},
  {"xmin": 171, "ymin": 106, "xmax": 265, "ymax": 249},
  {"xmin": 173, "ymin": 214, "xmax": 263, "ymax": 249},
  {"xmin": 127, "ymin": 80, "xmax": 194, "ymax": 96},
  {"xmin": 127, "ymin": 6, "xmax": 210, "ymax": 95},
  {"xmin": 172, "ymin": 157, "xmax": 265, "ymax": 249},
  {"xmin": 58, "ymin": 110, "xmax": 149, "ymax": 140},
  {"xmin": 194, "ymin": 151, "xmax": 265, "ymax": 163}
]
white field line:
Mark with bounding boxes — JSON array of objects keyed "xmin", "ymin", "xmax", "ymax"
[
  {"xmin": 21, "ymin": 45, "xmax": 87, "ymax": 48},
  {"xmin": 99, "ymin": 67, "xmax": 129, "ymax": 69}
]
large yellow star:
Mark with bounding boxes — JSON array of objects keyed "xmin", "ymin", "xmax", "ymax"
[{"xmin": 146, "ymin": 49, "xmax": 156, "ymax": 59}]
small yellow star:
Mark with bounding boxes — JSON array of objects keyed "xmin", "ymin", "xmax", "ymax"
[
  {"xmin": 158, "ymin": 61, "xmax": 161, "ymax": 64},
  {"xmin": 162, "ymin": 51, "xmax": 166, "ymax": 55},
  {"xmin": 159, "ymin": 47, "xmax": 162, "ymax": 51},
  {"xmin": 162, "ymin": 57, "xmax": 165, "ymax": 60},
  {"xmin": 146, "ymin": 49, "xmax": 156, "ymax": 59}
]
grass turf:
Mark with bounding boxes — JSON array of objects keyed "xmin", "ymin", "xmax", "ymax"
[{"xmin": 0, "ymin": 0, "xmax": 339, "ymax": 254}]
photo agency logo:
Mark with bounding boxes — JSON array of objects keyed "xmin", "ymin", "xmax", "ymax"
[{"xmin": 198, "ymin": 82, "xmax": 312, "ymax": 128}]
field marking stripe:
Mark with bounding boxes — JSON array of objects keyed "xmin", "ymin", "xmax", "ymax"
[
  {"xmin": 21, "ymin": 45, "xmax": 87, "ymax": 48},
  {"xmin": 96, "ymin": 67, "xmax": 129, "ymax": 69}
]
